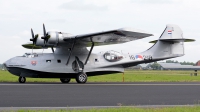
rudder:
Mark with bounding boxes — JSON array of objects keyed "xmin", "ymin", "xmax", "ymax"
[
  {"xmin": 159, "ymin": 24, "xmax": 183, "ymax": 40},
  {"xmin": 146, "ymin": 24, "xmax": 195, "ymax": 59}
]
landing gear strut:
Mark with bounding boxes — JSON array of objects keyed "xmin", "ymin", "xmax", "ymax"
[
  {"xmin": 60, "ymin": 78, "xmax": 71, "ymax": 83},
  {"xmin": 76, "ymin": 72, "xmax": 87, "ymax": 83},
  {"xmin": 18, "ymin": 76, "xmax": 26, "ymax": 83}
]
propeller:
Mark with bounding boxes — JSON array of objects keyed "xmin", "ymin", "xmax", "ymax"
[
  {"xmin": 29, "ymin": 24, "xmax": 54, "ymax": 53},
  {"xmin": 41, "ymin": 24, "xmax": 54, "ymax": 53},
  {"xmin": 30, "ymin": 28, "xmax": 38, "ymax": 45},
  {"xmin": 41, "ymin": 24, "xmax": 50, "ymax": 46},
  {"xmin": 29, "ymin": 28, "xmax": 37, "ymax": 54}
]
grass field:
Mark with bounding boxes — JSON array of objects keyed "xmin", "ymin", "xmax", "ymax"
[
  {"xmin": 15, "ymin": 106, "xmax": 200, "ymax": 112},
  {"xmin": 0, "ymin": 70, "xmax": 200, "ymax": 82}
]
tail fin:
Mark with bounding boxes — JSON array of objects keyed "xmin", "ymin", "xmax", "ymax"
[
  {"xmin": 145, "ymin": 24, "xmax": 195, "ymax": 59},
  {"xmin": 159, "ymin": 24, "xmax": 183, "ymax": 40}
]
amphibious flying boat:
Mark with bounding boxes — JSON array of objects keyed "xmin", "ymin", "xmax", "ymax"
[{"xmin": 4, "ymin": 24, "xmax": 195, "ymax": 83}]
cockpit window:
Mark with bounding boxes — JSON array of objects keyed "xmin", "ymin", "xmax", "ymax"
[
  {"xmin": 23, "ymin": 53, "xmax": 38, "ymax": 58},
  {"xmin": 104, "ymin": 50, "xmax": 123, "ymax": 62}
]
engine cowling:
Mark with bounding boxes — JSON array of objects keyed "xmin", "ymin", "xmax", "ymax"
[
  {"xmin": 29, "ymin": 25, "xmax": 63, "ymax": 48},
  {"xmin": 46, "ymin": 31, "xmax": 59, "ymax": 46},
  {"xmin": 35, "ymin": 34, "xmax": 45, "ymax": 46},
  {"xmin": 35, "ymin": 32, "xmax": 60, "ymax": 47}
]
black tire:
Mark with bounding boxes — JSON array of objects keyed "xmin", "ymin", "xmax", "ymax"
[
  {"xmin": 18, "ymin": 77, "xmax": 26, "ymax": 83},
  {"xmin": 60, "ymin": 78, "xmax": 71, "ymax": 83},
  {"xmin": 76, "ymin": 73, "xmax": 87, "ymax": 83}
]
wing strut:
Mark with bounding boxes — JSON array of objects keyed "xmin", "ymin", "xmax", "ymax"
[
  {"xmin": 51, "ymin": 47, "xmax": 54, "ymax": 53},
  {"xmin": 75, "ymin": 56, "xmax": 84, "ymax": 72},
  {"xmin": 66, "ymin": 39, "xmax": 76, "ymax": 65},
  {"xmin": 84, "ymin": 37, "xmax": 94, "ymax": 65}
]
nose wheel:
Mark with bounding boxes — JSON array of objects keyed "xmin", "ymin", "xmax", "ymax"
[
  {"xmin": 76, "ymin": 72, "xmax": 87, "ymax": 83},
  {"xmin": 18, "ymin": 76, "xmax": 26, "ymax": 83}
]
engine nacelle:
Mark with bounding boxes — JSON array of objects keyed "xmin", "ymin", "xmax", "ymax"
[
  {"xmin": 46, "ymin": 31, "xmax": 59, "ymax": 46},
  {"xmin": 35, "ymin": 32, "xmax": 60, "ymax": 47},
  {"xmin": 35, "ymin": 34, "xmax": 45, "ymax": 46}
]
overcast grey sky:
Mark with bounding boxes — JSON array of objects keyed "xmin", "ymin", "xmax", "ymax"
[{"xmin": 0, "ymin": 0, "xmax": 200, "ymax": 63}]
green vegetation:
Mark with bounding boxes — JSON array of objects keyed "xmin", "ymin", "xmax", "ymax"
[
  {"xmin": 13, "ymin": 106, "xmax": 200, "ymax": 112},
  {"xmin": 150, "ymin": 62, "xmax": 161, "ymax": 70},
  {"xmin": 0, "ymin": 70, "xmax": 60, "ymax": 82},
  {"xmin": 0, "ymin": 64, "xmax": 2, "ymax": 69},
  {"xmin": 1, "ymin": 70, "xmax": 200, "ymax": 82},
  {"xmin": 89, "ymin": 70, "xmax": 200, "ymax": 82}
]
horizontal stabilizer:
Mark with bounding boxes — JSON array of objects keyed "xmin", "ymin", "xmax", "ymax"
[{"xmin": 149, "ymin": 38, "xmax": 195, "ymax": 43}]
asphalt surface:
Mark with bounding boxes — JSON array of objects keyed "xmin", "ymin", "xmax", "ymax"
[{"xmin": 0, "ymin": 82, "xmax": 200, "ymax": 107}]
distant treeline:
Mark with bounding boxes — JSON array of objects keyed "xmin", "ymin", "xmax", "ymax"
[
  {"xmin": 0, "ymin": 64, "xmax": 7, "ymax": 70},
  {"xmin": 166, "ymin": 60, "xmax": 195, "ymax": 65},
  {"xmin": 0, "ymin": 64, "xmax": 2, "ymax": 69}
]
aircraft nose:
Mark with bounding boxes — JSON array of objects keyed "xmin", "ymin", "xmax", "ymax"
[{"xmin": 3, "ymin": 58, "xmax": 11, "ymax": 71}]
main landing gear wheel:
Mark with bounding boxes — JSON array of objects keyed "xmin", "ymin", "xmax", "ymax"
[
  {"xmin": 76, "ymin": 73, "xmax": 87, "ymax": 83},
  {"xmin": 60, "ymin": 78, "xmax": 71, "ymax": 83},
  {"xmin": 18, "ymin": 77, "xmax": 26, "ymax": 83}
]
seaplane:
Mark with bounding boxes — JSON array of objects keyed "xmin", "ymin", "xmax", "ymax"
[{"xmin": 3, "ymin": 24, "xmax": 194, "ymax": 83}]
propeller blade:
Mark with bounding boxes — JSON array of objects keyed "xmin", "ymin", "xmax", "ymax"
[
  {"xmin": 34, "ymin": 34, "xmax": 38, "ymax": 45},
  {"xmin": 31, "ymin": 28, "xmax": 34, "ymax": 39},
  {"xmin": 43, "ymin": 23, "xmax": 46, "ymax": 37},
  {"xmin": 44, "ymin": 38, "xmax": 45, "ymax": 44},
  {"xmin": 30, "ymin": 28, "xmax": 35, "ymax": 42},
  {"xmin": 42, "ymin": 23, "xmax": 49, "ymax": 46}
]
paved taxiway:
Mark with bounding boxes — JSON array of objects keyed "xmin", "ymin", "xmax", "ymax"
[{"xmin": 0, "ymin": 82, "xmax": 200, "ymax": 107}]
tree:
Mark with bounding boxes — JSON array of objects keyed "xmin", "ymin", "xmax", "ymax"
[{"xmin": 150, "ymin": 62, "xmax": 161, "ymax": 70}]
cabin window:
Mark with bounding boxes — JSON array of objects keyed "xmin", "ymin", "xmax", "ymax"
[
  {"xmin": 57, "ymin": 60, "xmax": 61, "ymax": 63},
  {"xmin": 95, "ymin": 59, "xmax": 98, "ymax": 62},
  {"xmin": 46, "ymin": 60, "xmax": 51, "ymax": 63}
]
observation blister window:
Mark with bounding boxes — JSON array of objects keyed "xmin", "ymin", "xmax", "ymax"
[{"xmin": 104, "ymin": 50, "xmax": 123, "ymax": 62}]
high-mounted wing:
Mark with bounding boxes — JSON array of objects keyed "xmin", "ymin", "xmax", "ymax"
[
  {"xmin": 22, "ymin": 25, "xmax": 154, "ymax": 50},
  {"xmin": 63, "ymin": 28, "xmax": 153, "ymax": 46}
]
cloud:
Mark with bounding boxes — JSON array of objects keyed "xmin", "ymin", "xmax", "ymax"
[
  {"xmin": 20, "ymin": 30, "xmax": 30, "ymax": 37},
  {"xmin": 131, "ymin": 0, "xmax": 181, "ymax": 4},
  {"xmin": 59, "ymin": 0, "xmax": 108, "ymax": 11},
  {"xmin": 47, "ymin": 19, "xmax": 66, "ymax": 24},
  {"xmin": 0, "ymin": 0, "xmax": 200, "ymax": 63}
]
